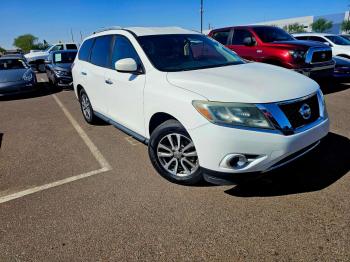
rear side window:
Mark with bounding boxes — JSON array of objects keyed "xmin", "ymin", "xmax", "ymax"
[
  {"xmin": 309, "ymin": 36, "xmax": 328, "ymax": 43},
  {"xmin": 295, "ymin": 36, "xmax": 309, "ymax": 41},
  {"xmin": 111, "ymin": 35, "xmax": 141, "ymax": 68},
  {"xmin": 211, "ymin": 31, "xmax": 230, "ymax": 45},
  {"xmin": 66, "ymin": 44, "xmax": 77, "ymax": 50},
  {"xmin": 90, "ymin": 35, "xmax": 113, "ymax": 67},
  {"xmin": 78, "ymin": 38, "xmax": 94, "ymax": 62},
  {"xmin": 231, "ymin": 29, "xmax": 254, "ymax": 45}
]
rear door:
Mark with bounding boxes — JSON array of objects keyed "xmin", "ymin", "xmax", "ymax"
[
  {"xmin": 104, "ymin": 35, "xmax": 146, "ymax": 135},
  {"xmin": 85, "ymin": 35, "xmax": 113, "ymax": 115},
  {"xmin": 227, "ymin": 28, "xmax": 260, "ymax": 61}
]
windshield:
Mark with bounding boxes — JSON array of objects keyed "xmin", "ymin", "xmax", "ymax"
[
  {"xmin": 53, "ymin": 52, "xmax": 77, "ymax": 64},
  {"xmin": 325, "ymin": 35, "xmax": 350, "ymax": 45},
  {"xmin": 138, "ymin": 34, "xmax": 243, "ymax": 72},
  {"xmin": 0, "ymin": 59, "xmax": 28, "ymax": 70},
  {"xmin": 44, "ymin": 45, "xmax": 53, "ymax": 52},
  {"xmin": 253, "ymin": 27, "xmax": 294, "ymax": 42}
]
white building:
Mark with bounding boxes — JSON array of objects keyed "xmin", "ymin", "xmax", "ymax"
[{"xmin": 255, "ymin": 12, "xmax": 349, "ymax": 34}]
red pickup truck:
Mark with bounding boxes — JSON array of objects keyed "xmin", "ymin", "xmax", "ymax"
[{"xmin": 208, "ymin": 25, "xmax": 335, "ymax": 79}]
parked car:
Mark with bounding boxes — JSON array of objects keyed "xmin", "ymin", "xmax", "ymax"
[
  {"xmin": 340, "ymin": 34, "xmax": 350, "ymax": 41},
  {"xmin": 208, "ymin": 26, "xmax": 335, "ymax": 79},
  {"xmin": 25, "ymin": 43, "xmax": 78, "ymax": 72},
  {"xmin": 332, "ymin": 56, "xmax": 350, "ymax": 82},
  {"xmin": 0, "ymin": 56, "xmax": 37, "ymax": 96},
  {"xmin": 73, "ymin": 26, "xmax": 329, "ymax": 185},
  {"xmin": 1, "ymin": 53, "xmax": 27, "ymax": 62},
  {"xmin": 45, "ymin": 50, "xmax": 77, "ymax": 88},
  {"xmin": 293, "ymin": 33, "xmax": 350, "ymax": 58}
]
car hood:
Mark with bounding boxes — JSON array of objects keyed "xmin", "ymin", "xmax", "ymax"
[
  {"xmin": 333, "ymin": 56, "xmax": 350, "ymax": 67},
  {"xmin": 0, "ymin": 69, "xmax": 27, "ymax": 83},
  {"xmin": 25, "ymin": 51, "xmax": 48, "ymax": 59},
  {"xmin": 53, "ymin": 63, "xmax": 72, "ymax": 71},
  {"xmin": 166, "ymin": 63, "xmax": 319, "ymax": 103},
  {"xmin": 268, "ymin": 40, "xmax": 328, "ymax": 49}
]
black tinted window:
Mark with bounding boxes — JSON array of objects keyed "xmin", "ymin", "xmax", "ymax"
[
  {"xmin": 111, "ymin": 36, "xmax": 140, "ymax": 68},
  {"xmin": 254, "ymin": 27, "xmax": 294, "ymax": 42},
  {"xmin": 212, "ymin": 31, "xmax": 230, "ymax": 45},
  {"xmin": 309, "ymin": 36, "xmax": 327, "ymax": 43},
  {"xmin": 78, "ymin": 38, "xmax": 94, "ymax": 62},
  {"xmin": 295, "ymin": 36, "xmax": 309, "ymax": 41},
  {"xmin": 90, "ymin": 35, "xmax": 113, "ymax": 67},
  {"xmin": 231, "ymin": 29, "xmax": 254, "ymax": 45},
  {"xmin": 66, "ymin": 44, "xmax": 77, "ymax": 50},
  {"xmin": 53, "ymin": 52, "xmax": 77, "ymax": 63}
]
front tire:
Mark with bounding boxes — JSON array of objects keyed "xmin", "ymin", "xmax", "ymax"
[
  {"xmin": 148, "ymin": 120, "xmax": 203, "ymax": 185},
  {"xmin": 79, "ymin": 89, "xmax": 98, "ymax": 124}
]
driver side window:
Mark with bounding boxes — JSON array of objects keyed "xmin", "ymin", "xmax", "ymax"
[
  {"xmin": 111, "ymin": 35, "xmax": 141, "ymax": 70},
  {"xmin": 231, "ymin": 29, "xmax": 255, "ymax": 45}
]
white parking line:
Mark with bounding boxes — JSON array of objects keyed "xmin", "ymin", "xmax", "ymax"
[{"xmin": 0, "ymin": 94, "xmax": 112, "ymax": 204}]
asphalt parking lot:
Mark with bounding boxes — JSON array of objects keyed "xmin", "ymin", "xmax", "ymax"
[{"xmin": 0, "ymin": 74, "xmax": 349, "ymax": 261}]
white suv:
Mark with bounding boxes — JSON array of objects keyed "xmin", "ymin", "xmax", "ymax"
[
  {"xmin": 72, "ymin": 27, "xmax": 329, "ymax": 185},
  {"xmin": 293, "ymin": 33, "xmax": 350, "ymax": 58}
]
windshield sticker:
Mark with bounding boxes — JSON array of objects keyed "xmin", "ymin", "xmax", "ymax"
[{"xmin": 55, "ymin": 53, "xmax": 62, "ymax": 62}]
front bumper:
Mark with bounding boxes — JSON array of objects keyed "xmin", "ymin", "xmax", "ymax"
[
  {"xmin": 0, "ymin": 80, "xmax": 37, "ymax": 97},
  {"xmin": 293, "ymin": 64, "xmax": 335, "ymax": 79},
  {"xmin": 55, "ymin": 75, "xmax": 73, "ymax": 87},
  {"xmin": 189, "ymin": 117, "xmax": 329, "ymax": 180}
]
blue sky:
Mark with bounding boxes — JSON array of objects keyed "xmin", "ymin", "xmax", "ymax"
[{"xmin": 0, "ymin": 0, "xmax": 348, "ymax": 48}]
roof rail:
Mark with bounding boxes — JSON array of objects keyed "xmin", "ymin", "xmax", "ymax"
[{"xmin": 93, "ymin": 26, "xmax": 122, "ymax": 34}]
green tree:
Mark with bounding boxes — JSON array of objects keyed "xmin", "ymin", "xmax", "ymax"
[
  {"xmin": 13, "ymin": 34, "xmax": 38, "ymax": 53},
  {"xmin": 311, "ymin": 18, "xmax": 333, "ymax": 33},
  {"xmin": 341, "ymin": 20, "xmax": 350, "ymax": 33},
  {"xmin": 0, "ymin": 46, "xmax": 5, "ymax": 54},
  {"xmin": 283, "ymin": 23, "xmax": 307, "ymax": 33}
]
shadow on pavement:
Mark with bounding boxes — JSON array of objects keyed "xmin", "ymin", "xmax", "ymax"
[
  {"xmin": 320, "ymin": 81, "xmax": 350, "ymax": 95},
  {"xmin": 225, "ymin": 132, "xmax": 350, "ymax": 197},
  {"xmin": 0, "ymin": 133, "xmax": 3, "ymax": 148}
]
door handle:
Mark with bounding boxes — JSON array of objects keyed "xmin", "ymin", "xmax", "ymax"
[
  {"xmin": 81, "ymin": 71, "xmax": 87, "ymax": 76},
  {"xmin": 257, "ymin": 50, "xmax": 263, "ymax": 53},
  {"xmin": 105, "ymin": 79, "xmax": 113, "ymax": 85}
]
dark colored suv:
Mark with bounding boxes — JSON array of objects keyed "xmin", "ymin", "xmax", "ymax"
[{"xmin": 209, "ymin": 26, "xmax": 335, "ymax": 79}]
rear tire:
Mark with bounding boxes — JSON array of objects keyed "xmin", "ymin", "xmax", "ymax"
[
  {"xmin": 79, "ymin": 88, "xmax": 98, "ymax": 124},
  {"xmin": 148, "ymin": 120, "xmax": 203, "ymax": 185}
]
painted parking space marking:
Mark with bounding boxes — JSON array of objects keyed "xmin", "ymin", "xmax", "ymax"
[
  {"xmin": 125, "ymin": 136, "xmax": 142, "ymax": 146},
  {"xmin": 0, "ymin": 94, "xmax": 112, "ymax": 204}
]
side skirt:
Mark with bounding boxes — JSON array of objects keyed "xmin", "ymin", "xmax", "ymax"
[{"xmin": 94, "ymin": 111, "xmax": 149, "ymax": 145}]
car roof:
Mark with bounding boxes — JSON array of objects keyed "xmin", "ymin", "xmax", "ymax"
[{"xmin": 91, "ymin": 26, "xmax": 200, "ymax": 37}]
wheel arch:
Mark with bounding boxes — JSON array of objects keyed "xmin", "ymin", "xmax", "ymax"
[{"xmin": 148, "ymin": 112, "xmax": 179, "ymax": 136}]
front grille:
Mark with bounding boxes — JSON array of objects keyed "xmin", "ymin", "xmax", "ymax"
[
  {"xmin": 311, "ymin": 50, "xmax": 332, "ymax": 63},
  {"xmin": 279, "ymin": 94, "xmax": 320, "ymax": 129}
]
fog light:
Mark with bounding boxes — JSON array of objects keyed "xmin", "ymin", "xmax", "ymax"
[{"xmin": 228, "ymin": 154, "xmax": 248, "ymax": 169}]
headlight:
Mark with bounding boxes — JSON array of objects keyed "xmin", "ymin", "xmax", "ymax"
[
  {"xmin": 54, "ymin": 70, "xmax": 68, "ymax": 76},
  {"xmin": 288, "ymin": 50, "xmax": 306, "ymax": 60},
  {"xmin": 192, "ymin": 101, "xmax": 274, "ymax": 129},
  {"xmin": 22, "ymin": 70, "xmax": 33, "ymax": 81}
]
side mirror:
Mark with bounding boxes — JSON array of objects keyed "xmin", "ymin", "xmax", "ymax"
[
  {"xmin": 323, "ymin": 42, "xmax": 332, "ymax": 47},
  {"xmin": 115, "ymin": 58, "xmax": 138, "ymax": 73},
  {"xmin": 243, "ymin": 37, "xmax": 256, "ymax": 46}
]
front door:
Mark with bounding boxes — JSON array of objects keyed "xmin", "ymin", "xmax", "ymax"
[
  {"xmin": 104, "ymin": 35, "xmax": 146, "ymax": 136},
  {"xmin": 227, "ymin": 28, "xmax": 260, "ymax": 61}
]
